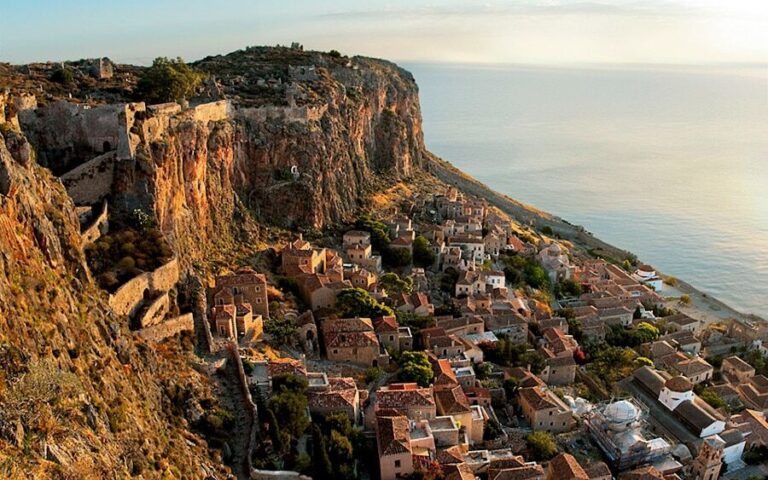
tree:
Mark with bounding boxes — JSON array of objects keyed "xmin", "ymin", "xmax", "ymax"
[
  {"xmin": 385, "ymin": 247, "xmax": 412, "ymax": 268},
  {"xmin": 266, "ymin": 408, "xmax": 285, "ymax": 454},
  {"xmin": 440, "ymin": 267, "xmax": 459, "ymax": 294},
  {"xmin": 269, "ymin": 390, "xmax": 309, "ymax": 438},
  {"xmin": 524, "ymin": 261, "xmax": 550, "ymax": 290},
  {"xmin": 379, "ymin": 272, "xmax": 413, "ymax": 296},
  {"xmin": 51, "ymin": 66, "xmax": 74, "ymax": 85},
  {"xmin": 312, "ymin": 426, "xmax": 334, "ymax": 479},
  {"xmin": 554, "ymin": 279, "xmax": 582, "ymax": 299},
  {"xmin": 526, "ymin": 431, "xmax": 558, "ymax": 460},
  {"xmin": 413, "ymin": 236, "xmax": 436, "ymax": 268},
  {"xmin": 135, "ymin": 57, "xmax": 204, "ymax": 104},
  {"xmin": 272, "ymin": 373, "xmax": 308, "ymax": 394},
  {"xmin": 336, "ymin": 288, "xmax": 394, "ymax": 318},
  {"xmin": 398, "ymin": 351, "xmax": 434, "ymax": 387},
  {"xmin": 264, "ymin": 316, "xmax": 297, "ymax": 346},
  {"xmin": 354, "ymin": 216, "xmax": 390, "ymax": 252}
]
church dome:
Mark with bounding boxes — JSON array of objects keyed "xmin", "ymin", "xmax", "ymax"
[{"xmin": 603, "ymin": 400, "xmax": 640, "ymax": 429}]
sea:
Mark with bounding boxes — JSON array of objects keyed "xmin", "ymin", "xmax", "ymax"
[{"xmin": 405, "ymin": 62, "xmax": 768, "ymax": 316}]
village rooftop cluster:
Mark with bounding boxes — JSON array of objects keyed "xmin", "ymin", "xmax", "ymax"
[{"xmin": 203, "ymin": 186, "xmax": 768, "ymax": 480}]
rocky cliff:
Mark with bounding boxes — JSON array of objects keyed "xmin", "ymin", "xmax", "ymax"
[
  {"xmin": 0, "ymin": 101, "xmax": 233, "ymax": 479},
  {"xmin": 0, "ymin": 47, "xmax": 429, "ymax": 478},
  {"xmin": 110, "ymin": 49, "xmax": 424, "ymax": 265}
]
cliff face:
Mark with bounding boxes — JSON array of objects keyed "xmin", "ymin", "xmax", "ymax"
[
  {"xmin": 0, "ymin": 124, "xmax": 229, "ymax": 478},
  {"xmin": 110, "ymin": 53, "xmax": 423, "ymax": 263}
]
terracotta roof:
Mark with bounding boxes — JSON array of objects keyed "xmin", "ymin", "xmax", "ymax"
[
  {"xmin": 436, "ymin": 445, "xmax": 465, "ymax": 464},
  {"xmin": 547, "ymin": 453, "xmax": 588, "ymax": 480},
  {"xmin": 326, "ymin": 330, "xmax": 379, "ymax": 348},
  {"xmin": 583, "ymin": 462, "xmax": 612, "ymax": 479},
  {"xmin": 673, "ymin": 400, "xmax": 721, "ymax": 433},
  {"xmin": 489, "ymin": 464, "xmax": 545, "ymax": 480},
  {"xmin": 433, "ymin": 358, "xmax": 460, "ymax": 387},
  {"xmin": 617, "ymin": 466, "xmax": 665, "ymax": 480},
  {"xmin": 435, "ymin": 385, "xmax": 471, "ymax": 415},
  {"xmin": 723, "ymin": 355, "xmax": 754, "ymax": 372},
  {"xmin": 377, "ymin": 385, "xmax": 435, "ymax": 411},
  {"xmin": 308, "ymin": 377, "xmax": 358, "ymax": 411},
  {"xmin": 268, "ymin": 358, "xmax": 307, "ymax": 378},
  {"xmin": 443, "ymin": 463, "xmax": 475, "ymax": 480},
  {"xmin": 633, "ymin": 366, "xmax": 668, "ymax": 395},
  {"xmin": 374, "ymin": 315, "xmax": 399, "ymax": 333},
  {"xmin": 508, "ymin": 367, "xmax": 545, "ymax": 388},
  {"xmin": 665, "ymin": 376, "xmax": 693, "ymax": 393},
  {"xmin": 518, "ymin": 386, "xmax": 559, "ymax": 411},
  {"xmin": 376, "ymin": 415, "xmax": 411, "ymax": 456}
]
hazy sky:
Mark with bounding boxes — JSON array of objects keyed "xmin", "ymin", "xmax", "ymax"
[{"xmin": 2, "ymin": 0, "xmax": 767, "ymax": 65}]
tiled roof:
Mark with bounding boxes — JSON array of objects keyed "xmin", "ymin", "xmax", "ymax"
[
  {"xmin": 326, "ymin": 330, "xmax": 379, "ymax": 348},
  {"xmin": 665, "ymin": 376, "xmax": 693, "ymax": 393},
  {"xmin": 436, "ymin": 445, "xmax": 465, "ymax": 464},
  {"xmin": 308, "ymin": 377, "xmax": 358, "ymax": 411},
  {"xmin": 723, "ymin": 355, "xmax": 754, "ymax": 372},
  {"xmin": 518, "ymin": 386, "xmax": 558, "ymax": 411},
  {"xmin": 443, "ymin": 463, "xmax": 475, "ymax": 480},
  {"xmin": 435, "ymin": 385, "xmax": 471, "ymax": 415},
  {"xmin": 376, "ymin": 415, "xmax": 411, "ymax": 456},
  {"xmin": 489, "ymin": 464, "xmax": 545, "ymax": 480},
  {"xmin": 583, "ymin": 462, "xmax": 612, "ymax": 479},
  {"xmin": 617, "ymin": 466, "xmax": 665, "ymax": 480},
  {"xmin": 548, "ymin": 453, "xmax": 588, "ymax": 480},
  {"xmin": 377, "ymin": 385, "xmax": 435, "ymax": 410},
  {"xmin": 374, "ymin": 315, "xmax": 399, "ymax": 333},
  {"xmin": 268, "ymin": 358, "xmax": 307, "ymax": 378}
]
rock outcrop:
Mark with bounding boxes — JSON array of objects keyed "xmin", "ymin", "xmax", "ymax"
[{"xmin": 0, "ymin": 100, "xmax": 230, "ymax": 479}]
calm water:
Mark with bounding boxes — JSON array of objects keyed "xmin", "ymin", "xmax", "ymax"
[{"xmin": 405, "ymin": 62, "xmax": 768, "ymax": 316}]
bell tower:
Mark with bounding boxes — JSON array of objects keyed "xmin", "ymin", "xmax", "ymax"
[{"xmin": 690, "ymin": 435, "xmax": 724, "ymax": 480}]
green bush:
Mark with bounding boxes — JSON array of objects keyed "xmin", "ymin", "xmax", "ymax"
[
  {"xmin": 50, "ymin": 67, "xmax": 74, "ymax": 85},
  {"xmin": 526, "ymin": 431, "xmax": 558, "ymax": 460},
  {"xmin": 135, "ymin": 57, "xmax": 205, "ymax": 104}
]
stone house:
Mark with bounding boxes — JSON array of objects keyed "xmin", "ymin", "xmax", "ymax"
[
  {"xmin": 518, "ymin": 386, "xmax": 575, "ymax": 433},
  {"xmin": 537, "ymin": 243, "xmax": 574, "ymax": 283},
  {"xmin": 722, "ymin": 356, "xmax": 756, "ymax": 384},
  {"xmin": 485, "ymin": 314, "xmax": 528, "ymax": 343},
  {"xmin": 322, "ymin": 317, "xmax": 387, "ymax": 366},
  {"xmin": 436, "ymin": 315, "xmax": 485, "ymax": 337},
  {"xmin": 660, "ymin": 330, "xmax": 701, "ymax": 355},
  {"xmin": 449, "ymin": 234, "xmax": 485, "ymax": 264},
  {"xmin": 211, "ymin": 302, "xmax": 262, "ymax": 339},
  {"xmin": 376, "ymin": 415, "xmax": 414, "ymax": 480},
  {"xmin": 295, "ymin": 310, "xmax": 318, "ymax": 353},
  {"xmin": 297, "ymin": 274, "xmax": 352, "ymax": 311},
  {"xmin": 737, "ymin": 375, "xmax": 768, "ymax": 411},
  {"xmin": 212, "ymin": 270, "xmax": 269, "ymax": 318},
  {"xmin": 394, "ymin": 292, "xmax": 435, "ymax": 317},
  {"xmin": 347, "ymin": 267, "xmax": 377, "ymax": 289},
  {"xmin": 212, "ymin": 304, "xmax": 237, "ymax": 338},
  {"xmin": 665, "ymin": 313, "xmax": 701, "ymax": 334},
  {"xmin": 659, "ymin": 353, "xmax": 713, "ymax": 384},
  {"xmin": 455, "ymin": 270, "xmax": 484, "ymax": 297},
  {"xmin": 374, "ymin": 316, "xmax": 413, "ymax": 354},
  {"xmin": 343, "ymin": 230, "xmax": 371, "ymax": 248},
  {"xmin": 539, "ymin": 354, "xmax": 577, "ymax": 386},
  {"xmin": 442, "ymin": 246, "xmax": 464, "ymax": 271}
]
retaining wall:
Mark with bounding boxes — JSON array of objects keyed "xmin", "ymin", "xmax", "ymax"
[
  {"xmin": 190, "ymin": 275, "xmax": 214, "ymax": 354},
  {"xmin": 108, "ymin": 257, "xmax": 179, "ymax": 317},
  {"xmin": 137, "ymin": 313, "xmax": 194, "ymax": 342},
  {"xmin": 60, "ymin": 151, "xmax": 116, "ymax": 205},
  {"xmin": 189, "ymin": 100, "xmax": 232, "ymax": 124},
  {"xmin": 236, "ymin": 103, "xmax": 327, "ymax": 125},
  {"xmin": 80, "ymin": 201, "xmax": 109, "ymax": 246}
]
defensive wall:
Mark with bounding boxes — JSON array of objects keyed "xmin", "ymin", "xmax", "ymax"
[
  {"xmin": 108, "ymin": 257, "xmax": 179, "ymax": 318},
  {"xmin": 137, "ymin": 313, "xmax": 194, "ymax": 342},
  {"xmin": 60, "ymin": 151, "xmax": 116, "ymax": 205},
  {"xmin": 80, "ymin": 200, "xmax": 109, "ymax": 246}
]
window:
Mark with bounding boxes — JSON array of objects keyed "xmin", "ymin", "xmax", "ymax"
[
  {"xmin": 394, "ymin": 460, "xmax": 401, "ymax": 469},
  {"xmin": 333, "ymin": 349, "xmax": 338, "ymax": 354}
]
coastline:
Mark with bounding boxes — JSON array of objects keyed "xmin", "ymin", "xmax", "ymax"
[{"xmin": 423, "ymin": 151, "xmax": 762, "ymax": 325}]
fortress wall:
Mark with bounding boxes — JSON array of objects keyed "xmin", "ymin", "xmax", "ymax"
[
  {"xmin": 189, "ymin": 100, "xmax": 232, "ymax": 124},
  {"xmin": 80, "ymin": 201, "xmax": 109, "ymax": 246},
  {"xmin": 137, "ymin": 292, "xmax": 170, "ymax": 328},
  {"xmin": 137, "ymin": 313, "xmax": 194, "ymax": 342},
  {"xmin": 108, "ymin": 257, "xmax": 179, "ymax": 317},
  {"xmin": 60, "ymin": 151, "xmax": 116, "ymax": 205}
]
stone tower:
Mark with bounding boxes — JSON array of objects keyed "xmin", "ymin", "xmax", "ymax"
[{"xmin": 690, "ymin": 435, "xmax": 725, "ymax": 480}]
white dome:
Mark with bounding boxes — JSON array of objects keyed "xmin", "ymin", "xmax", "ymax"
[{"xmin": 603, "ymin": 400, "xmax": 640, "ymax": 426}]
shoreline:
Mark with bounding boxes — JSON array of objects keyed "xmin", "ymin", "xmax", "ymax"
[{"xmin": 423, "ymin": 151, "xmax": 762, "ymax": 325}]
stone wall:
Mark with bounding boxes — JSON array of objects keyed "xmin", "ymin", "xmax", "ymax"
[
  {"xmin": 226, "ymin": 342, "xmax": 259, "ymax": 475},
  {"xmin": 80, "ymin": 200, "xmax": 109, "ymax": 246},
  {"xmin": 108, "ymin": 257, "xmax": 179, "ymax": 317},
  {"xmin": 188, "ymin": 100, "xmax": 232, "ymax": 124},
  {"xmin": 60, "ymin": 151, "xmax": 116, "ymax": 205},
  {"xmin": 236, "ymin": 103, "xmax": 327, "ymax": 126},
  {"xmin": 137, "ymin": 292, "xmax": 170, "ymax": 328},
  {"xmin": 19, "ymin": 101, "xmax": 145, "ymax": 174},
  {"xmin": 137, "ymin": 313, "xmax": 194, "ymax": 342}
]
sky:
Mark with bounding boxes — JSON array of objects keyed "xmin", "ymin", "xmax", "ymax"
[{"xmin": 1, "ymin": 0, "xmax": 767, "ymax": 65}]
